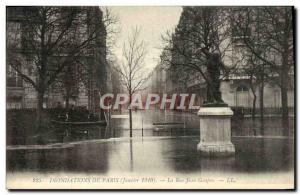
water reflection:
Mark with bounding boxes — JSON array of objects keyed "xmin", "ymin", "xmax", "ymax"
[
  {"xmin": 130, "ymin": 139, "xmax": 133, "ymax": 172},
  {"xmin": 7, "ymin": 136, "xmax": 294, "ymax": 175},
  {"xmin": 233, "ymin": 138, "xmax": 294, "ymax": 172}
]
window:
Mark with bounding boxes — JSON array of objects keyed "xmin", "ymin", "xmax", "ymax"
[
  {"xmin": 236, "ymin": 85, "xmax": 249, "ymax": 92},
  {"xmin": 7, "ymin": 65, "xmax": 23, "ymax": 87},
  {"xmin": 231, "ymin": 9, "xmax": 251, "ymax": 43},
  {"xmin": 7, "ymin": 22, "xmax": 21, "ymax": 48},
  {"xmin": 236, "ymin": 85, "xmax": 250, "ymax": 107},
  {"xmin": 7, "ymin": 97, "xmax": 22, "ymax": 109}
]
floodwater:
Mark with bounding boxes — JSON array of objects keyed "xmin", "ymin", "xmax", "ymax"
[
  {"xmin": 7, "ymin": 136, "xmax": 294, "ymax": 174},
  {"xmin": 7, "ymin": 110, "xmax": 294, "ymax": 145},
  {"xmin": 6, "ymin": 110, "xmax": 294, "ymax": 176}
]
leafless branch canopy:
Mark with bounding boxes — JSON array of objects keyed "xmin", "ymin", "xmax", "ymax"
[
  {"xmin": 113, "ymin": 27, "xmax": 149, "ymax": 95},
  {"xmin": 161, "ymin": 7, "xmax": 240, "ymax": 84},
  {"xmin": 7, "ymin": 6, "xmax": 107, "ymax": 94},
  {"xmin": 101, "ymin": 7, "xmax": 121, "ymax": 57},
  {"xmin": 232, "ymin": 7, "xmax": 293, "ymax": 87}
]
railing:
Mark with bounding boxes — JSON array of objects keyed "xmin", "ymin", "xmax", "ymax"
[{"xmin": 231, "ymin": 107, "xmax": 294, "ymax": 118}]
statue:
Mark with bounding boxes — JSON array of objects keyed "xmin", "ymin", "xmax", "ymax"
[
  {"xmin": 201, "ymin": 48, "xmax": 228, "ymax": 107},
  {"xmin": 196, "ymin": 48, "xmax": 235, "ymax": 156}
]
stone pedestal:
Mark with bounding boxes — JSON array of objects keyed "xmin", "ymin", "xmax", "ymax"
[{"xmin": 197, "ymin": 107, "xmax": 235, "ymax": 156}]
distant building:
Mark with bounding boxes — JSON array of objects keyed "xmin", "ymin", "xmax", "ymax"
[{"xmin": 6, "ymin": 6, "xmax": 111, "ymax": 112}]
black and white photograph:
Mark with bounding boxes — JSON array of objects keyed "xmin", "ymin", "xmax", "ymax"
[{"xmin": 5, "ymin": 5, "xmax": 295, "ymax": 190}]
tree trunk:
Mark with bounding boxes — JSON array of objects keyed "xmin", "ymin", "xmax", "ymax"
[
  {"xmin": 281, "ymin": 54, "xmax": 289, "ymax": 125},
  {"xmin": 281, "ymin": 85, "xmax": 289, "ymax": 136},
  {"xmin": 249, "ymin": 76, "xmax": 256, "ymax": 119},
  {"xmin": 36, "ymin": 91, "xmax": 45, "ymax": 144},
  {"xmin": 251, "ymin": 90, "xmax": 257, "ymax": 119},
  {"xmin": 281, "ymin": 79, "xmax": 289, "ymax": 125},
  {"xmin": 259, "ymin": 76, "xmax": 264, "ymax": 121},
  {"xmin": 129, "ymin": 93, "xmax": 133, "ymax": 137},
  {"xmin": 280, "ymin": 23, "xmax": 291, "ymax": 133},
  {"xmin": 36, "ymin": 91, "xmax": 44, "ymax": 127}
]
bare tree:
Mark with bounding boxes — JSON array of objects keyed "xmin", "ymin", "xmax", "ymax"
[
  {"xmin": 114, "ymin": 27, "xmax": 148, "ymax": 137},
  {"xmin": 102, "ymin": 7, "xmax": 121, "ymax": 56},
  {"xmin": 241, "ymin": 53, "xmax": 266, "ymax": 119},
  {"xmin": 233, "ymin": 7, "xmax": 294, "ymax": 122},
  {"xmin": 6, "ymin": 7, "xmax": 105, "ymax": 133},
  {"xmin": 162, "ymin": 7, "xmax": 239, "ymax": 103}
]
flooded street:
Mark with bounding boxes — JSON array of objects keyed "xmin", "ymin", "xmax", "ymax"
[
  {"xmin": 7, "ymin": 110, "xmax": 294, "ymax": 145},
  {"xmin": 7, "ymin": 110, "xmax": 294, "ymax": 176},
  {"xmin": 5, "ymin": 5, "xmax": 295, "ymax": 190}
]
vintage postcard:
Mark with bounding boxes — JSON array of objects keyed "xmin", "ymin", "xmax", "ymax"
[{"xmin": 6, "ymin": 6, "xmax": 295, "ymax": 190}]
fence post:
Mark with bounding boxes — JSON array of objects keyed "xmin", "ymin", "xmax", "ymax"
[{"xmin": 142, "ymin": 116, "xmax": 144, "ymax": 137}]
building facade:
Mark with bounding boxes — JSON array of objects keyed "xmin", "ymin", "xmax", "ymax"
[
  {"xmin": 149, "ymin": 7, "xmax": 294, "ymax": 112},
  {"xmin": 6, "ymin": 6, "xmax": 111, "ymax": 112}
]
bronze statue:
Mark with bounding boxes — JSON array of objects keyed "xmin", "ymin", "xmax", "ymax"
[{"xmin": 201, "ymin": 48, "xmax": 228, "ymax": 107}]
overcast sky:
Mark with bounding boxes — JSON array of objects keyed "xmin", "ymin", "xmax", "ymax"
[{"xmin": 109, "ymin": 6, "xmax": 182, "ymax": 72}]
